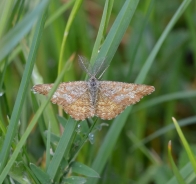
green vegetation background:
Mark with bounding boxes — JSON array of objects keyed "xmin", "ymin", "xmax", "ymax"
[{"xmin": 0, "ymin": 0, "xmax": 196, "ymax": 183}]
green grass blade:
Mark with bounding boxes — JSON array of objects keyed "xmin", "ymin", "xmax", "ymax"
[
  {"xmin": 46, "ymin": 118, "xmax": 78, "ymax": 180},
  {"xmin": 0, "ymin": 0, "xmax": 15, "ymax": 38},
  {"xmin": 63, "ymin": 176, "xmax": 86, "ymax": 183},
  {"xmin": 172, "ymin": 117, "xmax": 196, "ymax": 173},
  {"xmin": 0, "ymin": 2, "xmax": 49, "ymax": 174},
  {"xmin": 0, "ymin": 54, "xmax": 68, "ymax": 183},
  {"xmin": 90, "ymin": 0, "xmax": 111, "ymax": 62},
  {"xmin": 184, "ymin": 6, "xmax": 196, "ymax": 69},
  {"xmin": 0, "ymin": 0, "xmax": 49, "ymax": 62},
  {"xmin": 71, "ymin": 162, "xmax": 100, "ymax": 178},
  {"xmin": 90, "ymin": 109, "xmax": 133, "ymax": 184},
  {"xmin": 128, "ymin": 0, "xmax": 155, "ymax": 73},
  {"xmin": 103, "ymin": 0, "xmax": 114, "ymax": 36},
  {"xmin": 168, "ymin": 141, "xmax": 186, "ymax": 184},
  {"xmin": 95, "ymin": 0, "xmax": 139, "ymax": 63},
  {"xmin": 127, "ymin": 132, "xmax": 158, "ymax": 165},
  {"xmin": 87, "ymin": 2, "xmax": 139, "ymax": 182},
  {"xmin": 69, "ymin": 119, "xmax": 98, "ymax": 163},
  {"xmin": 32, "ymin": 64, "xmax": 60, "ymax": 136},
  {"xmin": 133, "ymin": 90, "xmax": 196, "ymax": 112},
  {"xmin": 90, "ymin": 0, "xmax": 193, "ymax": 181},
  {"xmin": 46, "ymin": 122, "xmax": 51, "ymax": 170},
  {"xmin": 58, "ymin": 0, "xmax": 83, "ymax": 74},
  {"xmin": 0, "ymin": 119, "xmax": 6, "ymax": 135},
  {"xmin": 135, "ymin": 0, "xmax": 192, "ymax": 84},
  {"xmin": 45, "ymin": 0, "xmax": 75, "ymax": 28},
  {"xmin": 30, "ymin": 163, "xmax": 52, "ymax": 184},
  {"xmin": 167, "ymin": 163, "xmax": 194, "ymax": 184},
  {"xmin": 131, "ymin": 115, "xmax": 196, "ymax": 152}
]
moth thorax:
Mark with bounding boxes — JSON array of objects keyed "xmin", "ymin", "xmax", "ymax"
[
  {"xmin": 88, "ymin": 77, "xmax": 99, "ymax": 106},
  {"xmin": 88, "ymin": 77, "xmax": 99, "ymax": 91}
]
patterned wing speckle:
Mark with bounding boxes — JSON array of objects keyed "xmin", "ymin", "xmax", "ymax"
[
  {"xmin": 32, "ymin": 82, "xmax": 94, "ymax": 121},
  {"xmin": 95, "ymin": 81, "xmax": 155, "ymax": 120},
  {"xmin": 95, "ymin": 92, "xmax": 125, "ymax": 120},
  {"xmin": 63, "ymin": 91, "xmax": 95, "ymax": 121}
]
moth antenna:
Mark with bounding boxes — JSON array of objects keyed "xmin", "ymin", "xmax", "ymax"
[
  {"xmin": 78, "ymin": 55, "xmax": 92, "ymax": 77},
  {"xmin": 94, "ymin": 58, "xmax": 109, "ymax": 77}
]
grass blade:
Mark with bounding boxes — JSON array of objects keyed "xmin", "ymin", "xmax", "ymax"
[
  {"xmin": 88, "ymin": 2, "xmax": 139, "ymax": 182},
  {"xmin": 0, "ymin": 0, "xmax": 15, "ymax": 38},
  {"xmin": 71, "ymin": 162, "xmax": 100, "ymax": 178},
  {"xmin": 45, "ymin": 0, "xmax": 75, "ymax": 28},
  {"xmin": 172, "ymin": 117, "xmax": 196, "ymax": 173},
  {"xmin": 133, "ymin": 90, "xmax": 196, "ymax": 112},
  {"xmin": 30, "ymin": 163, "xmax": 52, "ymax": 184},
  {"xmin": 131, "ymin": 115, "xmax": 196, "ymax": 152},
  {"xmin": 167, "ymin": 163, "xmax": 194, "ymax": 184},
  {"xmin": 90, "ymin": 0, "xmax": 193, "ymax": 182},
  {"xmin": 58, "ymin": 0, "xmax": 83, "ymax": 74},
  {"xmin": 135, "ymin": 0, "xmax": 192, "ymax": 83},
  {"xmin": 0, "ymin": 54, "xmax": 68, "ymax": 183},
  {"xmin": 90, "ymin": 0, "xmax": 112, "ymax": 63},
  {"xmin": 46, "ymin": 122, "xmax": 51, "ymax": 170},
  {"xmin": 46, "ymin": 118, "xmax": 77, "ymax": 180},
  {"xmin": 0, "ymin": 0, "xmax": 49, "ymax": 62},
  {"xmin": 168, "ymin": 141, "xmax": 186, "ymax": 184},
  {"xmin": 0, "ymin": 2, "xmax": 49, "ymax": 173},
  {"xmin": 95, "ymin": 0, "xmax": 139, "ymax": 64}
]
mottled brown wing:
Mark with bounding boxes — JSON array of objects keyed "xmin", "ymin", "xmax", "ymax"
[
  {"xmin": 95, "ymin": 81, "xmax": 155, "ymax": 120},
  {"xmin": 32, "ymin": 82, "xmax": 95, "ymax": 121},
  {"xmin": 95, "ymin": 92, "xmax": 125, "ymax": 120}
]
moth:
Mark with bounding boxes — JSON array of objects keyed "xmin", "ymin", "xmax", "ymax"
[{"xmin": 32, "ymin": 56, "xmax": 155, "ymax": 120}]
